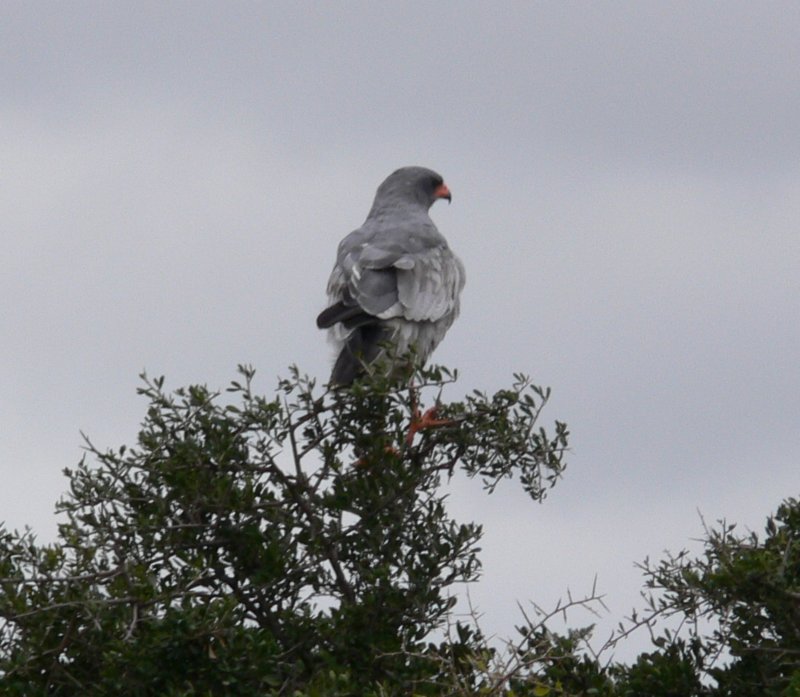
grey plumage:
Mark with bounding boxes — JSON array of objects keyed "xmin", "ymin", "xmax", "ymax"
[{"xmin": 317, "ymin": 166, "xmax": 465, "ymax": 385}]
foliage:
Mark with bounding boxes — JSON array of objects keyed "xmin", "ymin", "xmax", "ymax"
[
  {"xmin": 0, "ymin": 364, "xmax": 568, "ymax": 695},
  {"xmin": 1, "ymin": 362, "xmax": 797, "ymax": 695},
  {"xmin": 621, "ymin": 498, "xmax": 800, "ymax": 696},
  {"xmin": 419, "ymin": 498, "xmax": 800, "ymax": 697}
]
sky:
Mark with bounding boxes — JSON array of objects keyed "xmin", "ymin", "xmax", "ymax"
[{"xmin": 2, "ymin": 1, "xmax": 798, "ymax": 663}]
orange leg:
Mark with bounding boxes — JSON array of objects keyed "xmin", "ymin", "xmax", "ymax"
[
  {"xmin": 355, "ymin": 384, "xmax": 455, "ymax": 467},
  {"xmin": 406, "ymin": 388, "xmax": 453, "ymax": 445}
]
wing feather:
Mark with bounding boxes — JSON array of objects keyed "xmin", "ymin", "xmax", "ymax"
[
  {"xmin": 395, "ymin": 247, "xmax": 465, "ymax": 322},
  {"xmin": 321, "ymin": 222, "xmax": 465, "ymax": 347}
]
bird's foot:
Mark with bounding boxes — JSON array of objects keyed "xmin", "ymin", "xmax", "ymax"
[{"xmin": 406, "ymin": 406, "xmax": 453, "ymax": 446}]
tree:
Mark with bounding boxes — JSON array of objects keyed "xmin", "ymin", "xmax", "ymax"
[
  {"xmin": 0, "ymin": 364, "xmax": 568, "ymax": 695},
  {"xmin": 618, "ymin": 497, "xmax": 800, "ymax": 696},
  {"xmin": 498, "ymin": 497, "xmax": 800, "ymax": 697},
  {"xmin": 2, "ymin": 362, "xmax": 797, "ymax": 695}
]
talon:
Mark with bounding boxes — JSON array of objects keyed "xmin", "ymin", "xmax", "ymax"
[{"xmin": 406, "ymin": 406, "xmax": 453, "ymax": 446}]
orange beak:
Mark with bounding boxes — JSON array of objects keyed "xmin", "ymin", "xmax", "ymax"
[{"xmin": 434, "ymin": 182, "xmax": 452, "ymax": 203}]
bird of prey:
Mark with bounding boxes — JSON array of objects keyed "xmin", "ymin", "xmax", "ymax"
[{"xmin": 317, "ymin": 166, "xmax": 465, "ymax": 386}]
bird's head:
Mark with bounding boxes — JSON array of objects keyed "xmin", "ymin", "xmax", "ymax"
[{"xmin": 371, "ymin": 166, "xmax": 452, "ymax": 214}]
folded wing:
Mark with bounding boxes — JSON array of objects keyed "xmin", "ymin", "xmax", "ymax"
[{"xmin": 317, "ymin": 231, "xmax": 464, "ymax": 384}]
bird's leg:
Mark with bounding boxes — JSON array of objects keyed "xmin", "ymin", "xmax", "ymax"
[
  {"xmin": 406, "ymin": 406, "xmax": 453, "ymax": 446},
  {"xmin": 351, "ymin": 382, "xmax": 453, "ymax": 467},
  {"xmin": 405, "ymin": 381, "xmax": 453, "ymax": 446}
]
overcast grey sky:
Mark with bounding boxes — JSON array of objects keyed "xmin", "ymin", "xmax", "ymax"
[{"xmin": 2, "ymin": 2, "xmax": 798, "ymax": 661}]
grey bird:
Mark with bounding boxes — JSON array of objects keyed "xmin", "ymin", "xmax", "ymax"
[{"xmin": 317, "ymin": 166, "xmax": 465, "ymax": 386}]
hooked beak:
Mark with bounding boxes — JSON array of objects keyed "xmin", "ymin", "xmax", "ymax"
[{"xmin": 434, "ymin": 182, "xmax": 452, "ymax": 203}]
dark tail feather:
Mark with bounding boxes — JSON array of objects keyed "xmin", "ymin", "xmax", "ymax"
[
  {"xmin": 330, "ymin": 324, "xmax": 391, "ymax": 385},
  {"xmin": 317, "ymin": 301, "xmax": 359, "ymax": 329},
  {"xmin": 317, "ymin": 295, "xmax": 374, "ymax": 331}
]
